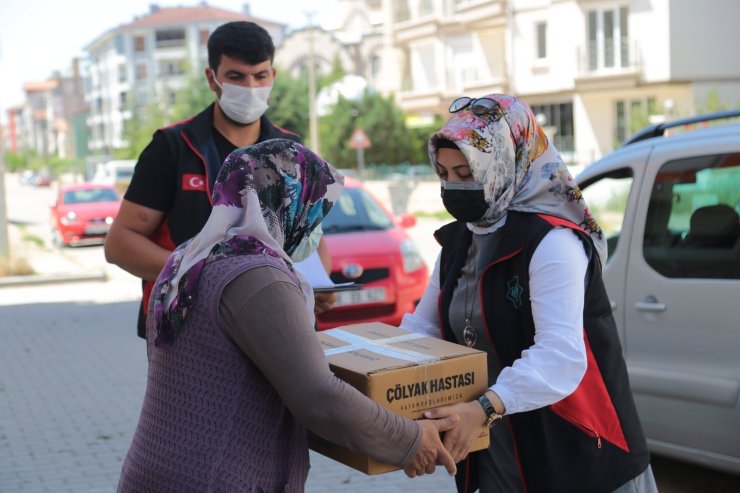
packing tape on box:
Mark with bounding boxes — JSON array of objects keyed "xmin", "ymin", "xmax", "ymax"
[{"xmin": 323, "ymin": 329, "xmax": 440, "ymax": 364}]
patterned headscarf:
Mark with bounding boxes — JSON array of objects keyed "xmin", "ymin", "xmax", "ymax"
[
  {"xmin": 152, "ymin": 138, "xmax": 344, "ymax": 346},
  {"xmin": 429, "ymin": 93, "xmax": 607, "ymax": 265}
]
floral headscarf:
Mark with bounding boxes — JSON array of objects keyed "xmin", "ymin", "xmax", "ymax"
[
  {"xmin": 429, "ymin": 93, "xmax": 607, "ymax": 265},
  {"xmin": 152, "ymin": 138, "xmax": 344, "ymax": 346}
]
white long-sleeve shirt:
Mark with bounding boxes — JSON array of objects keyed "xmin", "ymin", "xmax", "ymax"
[{"xmin": 400, "ymin": 225, "xmax": 589, "ymax": 415}]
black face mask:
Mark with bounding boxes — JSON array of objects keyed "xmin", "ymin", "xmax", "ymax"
[{"xmin": 441, "ymin": 186, "xmax": 488, "ymax": 222}]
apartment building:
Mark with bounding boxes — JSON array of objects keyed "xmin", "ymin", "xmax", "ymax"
[
  {"xmin": 375, "ymin": 0, "xmax": 740, "ymax": 165},
  {"xmin": 83, "ymin": 4, "xmax": 284, "ymax": 157},
  {"xmin": 11, "ymin": 59, "xmax": 87, "ymax": 161}
]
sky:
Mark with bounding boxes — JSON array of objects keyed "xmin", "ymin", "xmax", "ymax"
[{"xmin": 0, "ymin": 0, "xmax": 340, "ymax": 111}]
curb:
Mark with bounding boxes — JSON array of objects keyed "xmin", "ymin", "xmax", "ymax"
[{"xmin": 0, "ymin": 272, "xmax": 108, "ymax": 288}]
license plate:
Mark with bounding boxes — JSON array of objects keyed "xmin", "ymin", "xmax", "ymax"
[
  {"xmin": 85, "ymin": 225, "xmax": 110, "ymax": 235},
  {"xmin": 334, "ymin": 287, "xmax": 386, "ymax": 307}
]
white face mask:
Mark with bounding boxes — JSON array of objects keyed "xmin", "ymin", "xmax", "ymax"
[{"xmin": 214, "ymin": 78, "xmax": 271, "ymax": 124}]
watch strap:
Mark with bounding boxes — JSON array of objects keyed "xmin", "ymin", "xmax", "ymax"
[{"xmin": 478, "ymin": 393, "xmax": 503, "ymax": 427}]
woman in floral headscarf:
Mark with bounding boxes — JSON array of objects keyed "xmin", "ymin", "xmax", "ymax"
[
  {"xmin": 400, "ymin": 95, "xmax": 656, "ymax": 493},
  {"xmin": 117, "ymin": 139, "xmax": 458, "ymax": 492}
]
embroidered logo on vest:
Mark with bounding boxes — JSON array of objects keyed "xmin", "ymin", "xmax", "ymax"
[{"xmin": 506, "ymin": 275, "xmax": 523, "ymax": 308}]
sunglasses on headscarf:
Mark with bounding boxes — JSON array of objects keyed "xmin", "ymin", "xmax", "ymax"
[{"xmin": 449, "ymin": 96, "xmax": 506, "ymax": 121}]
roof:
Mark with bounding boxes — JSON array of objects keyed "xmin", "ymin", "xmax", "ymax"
[
  {"xmin": 125, "ymin": 5, "xmax": 284, "ymax": 29},
  {"xmin": 23, "ymin": 80, "xmax": 59, "ymax": 93}
]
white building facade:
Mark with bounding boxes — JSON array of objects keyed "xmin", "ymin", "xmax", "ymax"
[
  {"xmin": 372, "ymin": 0, "xmax": 740, "ymax": 165},
  {"xmin": 84, "ymin": 4, "xmax": 284, "ymax": 157}
]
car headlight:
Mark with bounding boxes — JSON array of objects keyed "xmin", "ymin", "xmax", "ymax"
[
  {"xmin": 59, "ymin": 211, "xmax": 77, "ymax": 225},
  {"xmin": 400, "ymin": 239, "xmax": 424, "ymax": 273}
]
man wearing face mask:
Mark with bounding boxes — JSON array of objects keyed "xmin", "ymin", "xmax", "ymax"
[{"xmin": 105, "ymin": 21, "xmax": 335, "ymax": 339}]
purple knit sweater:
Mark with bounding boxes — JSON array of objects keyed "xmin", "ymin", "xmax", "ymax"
[{"xmin": 118, "ymin": 254, "xmax": 309, "ymax": 492}]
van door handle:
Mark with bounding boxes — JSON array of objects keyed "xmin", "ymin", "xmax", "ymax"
[{"xmin": 634, "ymin": 295, "xmax": 666, "ymax": 313}]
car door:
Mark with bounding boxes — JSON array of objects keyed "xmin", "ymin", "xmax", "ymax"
[
  {"xmin": 623, "ymin": 136, "xmax": 740, "ymax": 468},
  {"xmin": 578, "ymin": 145, "xmax": 647, "ymax": 344}
]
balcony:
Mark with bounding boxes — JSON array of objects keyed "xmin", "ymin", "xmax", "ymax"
[{"xmin": 575, "ymin": 40, "xmax": 643, "ymax": 91}]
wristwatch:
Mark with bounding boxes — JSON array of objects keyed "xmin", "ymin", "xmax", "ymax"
[{"xmin": 478, "ymin": 393, "xmax": 503, "ymax": 428}]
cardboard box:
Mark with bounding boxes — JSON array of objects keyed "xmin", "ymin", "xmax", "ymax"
[{"xmin": 309, "ymin": 322, "xmax": 490, "ymax": 475}]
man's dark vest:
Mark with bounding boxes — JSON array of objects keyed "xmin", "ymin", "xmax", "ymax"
[
  {"xmin": 436, "ymin": 212, "xmax": 650, "ymax": 493},
  {"xmin": 136, "ymin": 104, "xmax": 300, "ymax": 337}
]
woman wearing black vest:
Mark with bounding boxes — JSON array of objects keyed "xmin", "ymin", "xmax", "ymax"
[{"xmin": 400, "ymin": 94, "xmax": 657, "ymax": 493}]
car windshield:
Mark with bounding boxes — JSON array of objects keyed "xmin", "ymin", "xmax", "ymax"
[
  {"xmin": 64, "ymin": 188, "xmax": 119, "ymax": 205},
  {"xmin": 322, "ymin": 186, "xmax": 393, "ymax": 233}
]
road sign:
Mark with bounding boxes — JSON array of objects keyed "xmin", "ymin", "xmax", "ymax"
[{"xmin": 349, "ymin": 128, "xmax": 371, "ymax": 149}]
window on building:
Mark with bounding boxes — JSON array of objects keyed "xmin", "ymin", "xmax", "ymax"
[
  {"xmin": 136, "ymin": 63, "xmax": 148, "ymax": 80},
  {"xmin": 530, "ymin": 102, "xmax": 574, "ymax": 153},
  {"xmin": 454, "ymin": 0, "xmax": 475, "ymax": 10},
  {"xmin": 587, "ymin": 6, "xmax": 629, "ymax": 71},
  {"xmin": 199, "ymin": 28, "xmax": 210, "ymax": 46},
  {"xmin": 118, "ymin": 65, "xmax": 127, "ymax": 83},
  {"xmin": 159, "ymin": 60, "xmax": 186, "ymax": 76},
  {"xmin": 615, "ymin": 97, "xmax": 657, "ymax": 144},
  {"xmin": 536, "ymin": 22, "xmax": 547, "ymax": 59},
  {"xmin": 370, "ymin": 54, "xmax": 381, "ymax": 78},
  {"xmin": 419, "ymin": 0, "xmax": 434, "ymax": 16},
  {"xmin": 155, "ymin": 29, "xmax": 186, "ymax": 49},
  {"xmin": 115, "ymin": 35, "xmax": 125, "ymax": 55},
  {"xmin": 449, "ymin": 34, "xmax": 477, "ymax": 92},
  {"xmin": 393, "ymin": 1, "xmax": 411, "ymax": 22},
  {"xmin": 119, "ymin": 91, "xmax": 128, "ymax": 109},
  {"xmin": 133, "ymin": 35, "xmax": 146, "ymax": 52}
]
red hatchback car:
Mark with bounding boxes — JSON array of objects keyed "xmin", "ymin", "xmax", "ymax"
[
  {"xmin": 317, "ymin": 176, "xmax": 429, "ymax": 330},
  {"xmin": 50, "ymin": 183, "xmax": 121, "ymax": 246}
]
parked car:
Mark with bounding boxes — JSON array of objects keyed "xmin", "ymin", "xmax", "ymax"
[
  {"xmin": 50, "ymin": 183, "xmax": 122, "ymax": 246},
  {"xmin": 576, "ymin": 110, "xmax": 740, "ymax": 474},
  {"xmin": 317, "ymin": 176, "xmax": 429, "ymax": 330}
]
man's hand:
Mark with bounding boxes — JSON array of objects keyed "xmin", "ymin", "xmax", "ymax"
[
  {"xmin": 423, "ymin": 401, "xmax": 486, "ymax": 463},
  {"xmin": 404, "ymin": 415, "xmax": 459, "ymax": 478},
  {"xmin": 313, "ymin": 291, "xmax": 336, "ymax": 315}
]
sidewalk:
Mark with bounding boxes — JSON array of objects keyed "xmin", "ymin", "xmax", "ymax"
[
  {"xmin": 0, "ymin": 220, "xmax": 456, "ymax": 492},
  {"xmin": 0, "ymin": 226, "xmax": 106, "ymax": 287}
]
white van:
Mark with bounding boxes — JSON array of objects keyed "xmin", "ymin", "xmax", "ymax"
[
  {"xmin": 576, "ymin": 110, "xmax": 740, "ymax": 474},
  {"xmin": 92, "ymin": 160, "xmax": 136, "ymax": 193}
]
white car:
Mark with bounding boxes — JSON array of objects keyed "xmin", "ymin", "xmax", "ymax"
[{"xmin": 576, "ymin": 110, "xmax": 740, "ymax": 474}]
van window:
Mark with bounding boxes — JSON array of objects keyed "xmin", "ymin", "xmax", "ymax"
[
  {"xmin": 643, "ymin": 153, "xmax": 740, "ymax": 279},
  {"xmin": 579, "ymin": 168, "xmax": 633, "ymax": 260}
]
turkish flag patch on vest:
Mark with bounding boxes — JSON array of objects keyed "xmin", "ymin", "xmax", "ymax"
[{"xmin": 182, "ymin": 174, "xmax": 206, "ymax": 191}]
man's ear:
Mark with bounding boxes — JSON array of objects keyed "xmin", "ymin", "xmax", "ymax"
[{"xmin": 205, "ymin": 67, "xmax": 218, "ymax": 92}]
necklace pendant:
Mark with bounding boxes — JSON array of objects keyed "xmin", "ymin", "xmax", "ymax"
[{"xmin": 463, "ymin": 318, "xmax": 477, "ymax": 347}]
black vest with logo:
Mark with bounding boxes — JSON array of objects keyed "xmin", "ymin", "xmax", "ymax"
[
  {"xmin": 436, "ymin": 212, "xmax": 649, "ymax": 493},
  {"xmin": 136, "ymin": 104, "xmax": 301, "ymax": 337}
]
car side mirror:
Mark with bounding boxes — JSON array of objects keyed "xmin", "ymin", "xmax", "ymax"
[{"xmin": 396, "ymin": 213, "xmax": 416, "ymax": 229}]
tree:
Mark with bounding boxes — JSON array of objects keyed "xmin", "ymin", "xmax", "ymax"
[
  {"xmin": 171, "ymin": 64, "xmax": 214, "ymax": 123},
  {"xmin": 268, "ymin": 68, "xmax": 310, "ymax": 138},
  {"xmin": 320, "ymin": 91, "xmax": 433, "ymax": 167},
  {"xmin": 116, "ymin": 98, "xmax": 168, "ymax": 160}
]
